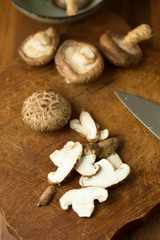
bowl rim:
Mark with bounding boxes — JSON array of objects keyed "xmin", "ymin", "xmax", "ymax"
[{"xmin": 10, "ymin": 0, "xmax": 104, "ymax": 20}]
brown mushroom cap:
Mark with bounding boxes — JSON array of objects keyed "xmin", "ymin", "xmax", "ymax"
[
  {"xmin": 19, "ymin": 27, "xmax": 60, "ymax": 66},
  {"xmin": 49, "ymin": 0, "xmax": 92, "ymax": 10},
  {"xmin": 21, "ymin": 89, "xmax": 71, "ymax": 132},
  {"xmin": 99, "ymin": 32, "xmax": 143, "ymax": 68},
  {"xmin": 55, "ymin": 40, "xmax": 104, "ymax": 84}
]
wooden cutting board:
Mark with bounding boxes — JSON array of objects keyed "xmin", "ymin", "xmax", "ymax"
[{"xmin": 0, "ymin": 6, "xmax": 159, "ymax": 240}]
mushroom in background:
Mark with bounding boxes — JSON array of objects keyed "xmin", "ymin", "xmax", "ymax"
[
  {"xmin": 49, "ymin": 0, "xmax": 93, "ymax": 16},
  {"xmin": 99, "ymin": 24, "xmax": 153, "ymax": 68},
  {"xmin": 19, "ymin": 27, "xmax": 60, "ymax": 66},
  {"xmin": 55, "ymin": 40, "xmax": 104, "ymax": 84}
]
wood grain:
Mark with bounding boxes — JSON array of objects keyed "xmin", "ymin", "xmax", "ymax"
[{"xmin": 0, "ymin": 1, "xmax": 160, "ymax": 240}]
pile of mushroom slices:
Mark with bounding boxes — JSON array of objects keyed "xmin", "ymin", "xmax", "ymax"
[{"xmin": 47, "ymin": 111, "xmax": 130, "ymax": 217}]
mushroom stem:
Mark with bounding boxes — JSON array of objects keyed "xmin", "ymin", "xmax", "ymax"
[
  {"xmin": 79, "ymin": 47, "xmax": 95, "ymax": 64},
  {"xmin": 121, "ymin": 24, "xmax": 153, "ymax": 48},
  {"xmin": 66, "ymin": 0, "xmax": 78, "ymax": 16}
]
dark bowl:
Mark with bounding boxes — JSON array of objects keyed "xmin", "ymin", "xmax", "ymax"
[{"xmin": 10, "ymin": 0, "xmax": 104, "ymax": 24}]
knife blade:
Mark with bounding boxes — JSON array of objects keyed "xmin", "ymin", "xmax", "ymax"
[{"xmin": 114, "ymin": 91, "xmax": 160, "ymax": 140}]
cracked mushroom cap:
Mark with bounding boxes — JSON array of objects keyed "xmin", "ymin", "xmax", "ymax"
[
  {"xmin": 19, "ymin": 27, "xmax": 60, "ymax": 66},
  {"xmin": 50, "ymin": 0, "xmax": 92, "ymax": 10},
  {"xmin": 99, "ymin": 31, "xmax": 143, "ymax": 68},
  {"xmin": 21, "ymin": 89, "xmax": 71, "ymax": 132},
  {"xmin": 55, "ymin": 40, "xmax": 104, "ymax": 84}
]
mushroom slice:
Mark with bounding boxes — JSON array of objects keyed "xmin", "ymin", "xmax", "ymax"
[
  {"xmin": 80, "ymin": 111, "xmax": 99, "ymax": 142},
  {"xmin": 70, "ymin": 111, "xmax": 99, "ymax": 142},
  {"xmin": 19, "ymin": 27, "xmax": 60, "ymax": 66},
  {"xmin": 84, "ymin": 137, "xmax": 120, "ymax": 159},
  {"xmin": 99, "ymin": 24, "xmax": 153, "ymax": 68},
  {"xmin": 107, "ymin": 153, "xmax": 123, "ymax": 169},
  {"xmin": 48, "ymin": 141, "xmax": 83, "ymax": 184},
  {"xmin": 98, "ymin": 129, "xmax": 109, "ymax": 141},
  {"xmin": 79, "ymin": 158, "xmax": 130, "ymax": 188},
  {"xmin": 70, "ymin": 119, "xmax": 86, "ymax": 136},
  {"xmin": 55, "ymin": 40, "xmax": 104, "ymax": 84},
  {"xmin": 75, "ymin": 154, "xmax": 100, "ymax": 176},
  {"xmin": 59, "ymin": 187, "xmax": 108, "ymax": 217}
]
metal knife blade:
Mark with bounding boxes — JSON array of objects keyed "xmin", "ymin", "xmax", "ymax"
[{"xmin": 114, "ymin": 91, "xmax": 160, "ymax": 140}]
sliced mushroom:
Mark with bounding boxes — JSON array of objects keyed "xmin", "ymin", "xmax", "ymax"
[
  {"xmin": 70, "ymin": 111, "xmax": 108, "ymax": 142},
  {"xmin": 59, "ymin": 187, "xmax": 108, "ymax": 217},
  {"xmin": 50, "ymin": 0, "xmax": 92, "ymax": 16},
  {"xmin": 55, "ymin": 40, "xmax": 104, "ymax": 84},
  {"xmin": 75, "ymin": 154, "xmax": 100, "ymax": 176},
  {"xmin": 84, "ymin": 137, "xmax": 120, "ymax": 159},
  {"xmin": 48, "ymin": 141, "xmax": 83, "ymax": 184},
  {"xmin": 107, "ymin": 153, "xmax": 123, "ymax": 169},
  {"xmin": 80, "ymin": 111, "xmax": 99, "ymax": 142},
  {"xmin": 19, "ymin": 27, "xmax": 60, "ymax": 66},
  {"xmin": 79, "ymin": 158, "xmax": 130, "ymax": 188},
  {"xmin": 99, "ymin": 24, "xmax": 153, "ymax": 68},
  {"xmin": 70, "ymin": 111, "xmax": 98, "ymax": 142},
  {"xmin": 21, "ymin": 89, "xmax": 71, "ymax": 132},
  {"xmin": 98, "ymin": 129, "xmax": 109, "ymax": 141},
  {"xmin": 70, "ymin": 119, "xmax": 86, "ymax": 136}
]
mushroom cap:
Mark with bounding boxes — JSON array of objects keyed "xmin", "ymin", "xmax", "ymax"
[
  {"xmin": 21, "ymin": 89, "xmax": 71, "ymax": 132},
  {"xmin": 19, "ymin": 27, "xmax": 60, "ymax": 66},
  {"xmin": 50, "ymin": 0, "xmax": 92, "ymax": 10},
  {"xmin": 99, "ymin": 31, "xmax": 143, "ymax": 68},
  {"xmin": 55, "ymin": 40, "xmax": 104, "ymax": 84}
]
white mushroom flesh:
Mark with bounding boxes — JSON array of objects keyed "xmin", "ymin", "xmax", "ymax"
[
  {"xmin": 75, "ymin": 154, "xmax": 100, "ymax": 176},
  {"xmin": 70, "ymin": 119, "xmax": 86, "ymax": 135},
  {"xmin": 107, "ymin": 153, "xmax": 123, "ymax": 169},
  {"xmin": 23, "ymin": 32, "xmax": 52, "ymax": 58},
  {"xmin": 59, "ymin": 187, "xmax": 108, "ymax": 217},
  {"xmin": 98, "ymin": 129, "xmax": 109, "ymax": 141},
  {"xmin": 79, "ymin": 158, "xmax": 130, "ymax": 188},
  {"xmin": 79, "ymin": 111, "xmax": 98, "ymax": 142},
  {"xmin": 64, "ymin": 45, "xmax": 96, "ymax": 74},
  {"xmin": 48, "ymin": 141, "xmax": 83, "ymax": 184}
]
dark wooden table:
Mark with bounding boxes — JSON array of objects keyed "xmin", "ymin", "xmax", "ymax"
[{"xmin": 0, "ymin": 1, "xmax": 159, "ymax": 240}]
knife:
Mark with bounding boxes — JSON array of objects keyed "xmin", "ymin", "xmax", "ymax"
[{"xmin": 114, "ymin": 91, "xmax": 160, "ymax": 140}]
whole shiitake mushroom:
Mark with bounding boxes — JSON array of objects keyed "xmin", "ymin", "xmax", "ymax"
[
  {"xmin": 99, "ymin": 24, "xmax": 153, "ymax": 68},
  {"xmin": 19, "ymin": 27, "xmax": 60, "ymax": 66},
  {"xmin": 21, "ymin": 89, "xmax": 71, "ymax": 132},
  {"xmin": 55, "ymin": 40, "xmax": 104, "ymax": 84}
]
